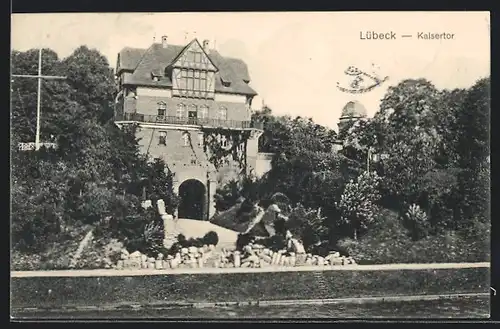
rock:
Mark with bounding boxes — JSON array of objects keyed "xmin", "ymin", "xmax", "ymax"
[
  {"xmin": 140, "ymin": 254, "xmax": 148, "ymax": 262},
  {"xmin": 129, "ymin": 251, "xmax": 142, "ymax": 259},
  {"xmin": 241, "ymin": 261, "xmax": 251, "ymax": 268},
  {"xmin": 296, "ymin": 253, "xmax": 307, "ymax": 265},
  {"xmin": 116, "ymin": 260, "xmax": 124, "ymax": 270},
  {"xmin": 157, "ymin": 253, "xmax": 164, "ymax": 260},
  {"xmin": 148, "ymin": 257, "xmax": 155, "ymax": 263},
  {"xmin": 209, "ymin": 244, "xmax": 216, "ymax": 251},
  {"xmin": 167, "ymin": 255, "xmax": 174, "ymax": 260},
  {"xmin": 188, "ymin": 246, "xmax": 198, "ymax": 254},
  {"xmin": 330, "ymin": 258, "xmax": 342, "ymax": 266},
  {"xmin": 124, "ymin": 259, "xmax": 142, "ymax": 270},
  {"xmin": 253, "ymin": 244, "xmax": 265, "ymax": 250},
  {"xmin": 289, "ymin": 253, "xmax": 296, "ymax": 267},
  {"xmin": 148, "ymin": 262, "xmax": 155, "ymax": 269},
  {"xmin": 162, "ymin": 260, "xmax": 170, "ymax": 269},
  {"xmin": 198, "ymin": 247, "xmax": 205, "ymax": 254},
  {"xmin": 279, "ymin": 256, "xmax": 286, "ymax": 266},
  {"xmin": 305, "ymin": 258, "xmax": 313, "ymax": 266},
  {"xmin": 261, "ymin": 254, "xmax": 272, "ymax": 264},
  {"xmin": 282, "ymin": 257, "xmax": 289, "ymax": 266},
  {"xmin": 155, "ymin": 260, "xmax": 163, "ymax": 270},
  {"xmin": 121, "ymin": 249, "xmax": 129, "ymax": 256},
  {"xmin": 181, "ymin": 248, "xmax": 189, "ymax": 255},
  {"xmin": 170, "ymin": 258, "xmax": 179, "ymax": 269},
  {"xmin": 120, "ymin": 253, "xmax": 129, "ymax": 260},
  {"xmin": 317, "ymin": 257, "xmax": 325, "ymax": 266},
  {"xmin": 141, "ymin": 261, "xmax": 148, "ymax": 269},
  {"xmin": 234, "ymin": 251, "xmax": 241, "ymax": 268},
  {"xmin": 198, "ymin": 257, "xmax": 204, "ymax": 268},
  {"xmin": 242, "ymin": 255, "xmax": 259, "ymax": 263},
  {"xmin": 272, "ymin": 253, "xmax": 280, "ymax": 265},
  {"xmin": 243, "ymin": 245, "xmax": 253, "ymax": 255}
]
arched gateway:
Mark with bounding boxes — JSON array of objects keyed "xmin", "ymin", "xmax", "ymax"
[{"xmin": 178, "ymin": 179, "xmax": 206, "ymax": 220}]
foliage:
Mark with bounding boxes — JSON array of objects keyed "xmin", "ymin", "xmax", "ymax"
[
  {"xmin": 168, "ymin": 231, "xmax": 220, "ymax": 255},
  {"xmin": 404, "ymin": 204, "xmax": 430, "ymax": 240},
  {"xmin": 337, "ymin": 171, "xmax": 381, "ymax": 240},
  {"xmin": 201, "ymin": 128, "xmax": 251, "ymax": 171},
  {"xmin": 10, "ymin": 47, "xmax": 178, "ymax": 257},
  {"xmin": 339, "ymin": 208, "xmax": 490, "ymax": 264}
]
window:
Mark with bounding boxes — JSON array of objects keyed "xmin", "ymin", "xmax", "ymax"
[
  {"xmin": 218, "ymin": 107, "xmax": 227, "ymax": 120},
  {"xmin": 157, "ymin": 102, "xmax": 166, "ymax": 117},
  {"xmin": 177, "ymin": 68, "xmax": 209, "ymax": 94},
  {"xmin": 158, "ymin": 131, "xmax": 167, "ymax": 146},
  {"xmin": 198, "ymin": 105, "xmax": 208, "ymax": 120},
  {"xmin": 176, "ymin": 104, "xmax": 185, "ymax": 118},
  {"xmin": 182, "ymin": 132, "xmax": 190, "ymax": 146}
]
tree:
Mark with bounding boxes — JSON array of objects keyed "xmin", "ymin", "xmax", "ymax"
[{"xmin": 337, "ymin": 171, "xmax": 381, "ymax": 240}]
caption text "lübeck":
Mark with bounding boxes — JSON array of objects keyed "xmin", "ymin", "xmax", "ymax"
[{"xmin": 360, "ymin": 31, "xmax": 455, "ymax": 40}]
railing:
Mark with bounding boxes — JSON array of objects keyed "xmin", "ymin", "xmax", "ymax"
[
  {"xmin": 18, "ymin": 142, "xmax": 58, "ymax": 151},
  {"xmin": 119, "ymin": 113, "xmax": 264, "ymax": 130}
]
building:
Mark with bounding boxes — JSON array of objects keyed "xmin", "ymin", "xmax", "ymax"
[
  {"xmin": 114, "ymin": 36, "xmax": 271, "ymax": 220},
  {"xmin": 333, "ymin": 100, "xmax": 368, "ymax": 152}
]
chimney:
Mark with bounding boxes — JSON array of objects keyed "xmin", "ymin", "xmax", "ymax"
[
  {"xmin": 161, "ymin": 35, "xmax": 168, "ymax": 48},
  {"xmin": 203, "ymin": 39, "xmax": 210, "ymax": 51}
]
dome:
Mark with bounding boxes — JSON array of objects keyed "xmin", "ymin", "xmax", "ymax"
[{"xmin": 340, "ymin": 101, "xmax": 367, "ymax": 119}]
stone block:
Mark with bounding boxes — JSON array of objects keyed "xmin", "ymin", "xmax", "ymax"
[
  {"xmin": 162, "ymin": 260, "xmax": 171, "ymax": 269},
  {"xmin": 124, "ymin": 259, "xmax": 142, "ymax": 270},
  {"xmin": 155, "ymin": 260, "xmax": 163, "ymax": 270},
  {"xmin": 116, "ymin": 260, "xmax": 124, "ymax": 270}
]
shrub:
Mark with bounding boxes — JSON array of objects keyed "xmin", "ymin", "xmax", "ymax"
[
  {"xmin": 338, "ymin": 208, "xmax": 490, "ymax": 264},
  {"xmin": 405, "ymin": 203, "xmax": 430, "ymax": 240},
  {"xmin": 337, "ymin": 171, "xmax": 381, "ymax": 240},
  {"xmin": 203, "ymin": 231, "xmax": 219, "ymax": 246}
]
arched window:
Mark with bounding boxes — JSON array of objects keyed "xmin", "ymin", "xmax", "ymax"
[
  {"xmin": 157, "ymin": 102, "xmax": 167, "ymax": 117},
  {"xmin": 198, "ymin": 105, "xmax": 209, "ymax": 120},
  {"xmin": 218, "ymin": 106, "xmax": 227, "ymax": 120},
  {"xmin": 176, "ymin": 103, "xmax": 185, "ymax": 119}
]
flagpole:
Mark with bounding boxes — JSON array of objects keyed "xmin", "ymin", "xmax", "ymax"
[{"xmin": 35, "ymin": 49, "xmax": 42, "ymax": 150}]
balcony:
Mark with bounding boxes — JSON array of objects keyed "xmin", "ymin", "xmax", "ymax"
[{"xmin": 117, "ymin": 112, "xmax": 264, "ymax": 130}]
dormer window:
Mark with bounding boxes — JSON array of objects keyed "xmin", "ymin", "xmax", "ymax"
[{"xmin": 221, "ymin": 77, "xmax": 231, "ymax": 87}]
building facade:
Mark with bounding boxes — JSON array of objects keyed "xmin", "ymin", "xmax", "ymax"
[{"xmin": 114, "ymin": 36, "xmax": 270, "ymax": 220}]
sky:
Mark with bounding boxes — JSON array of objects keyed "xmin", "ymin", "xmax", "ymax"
[{"xmin": 11, "ymin": 12, "xmax": 490, "ymax": 130}]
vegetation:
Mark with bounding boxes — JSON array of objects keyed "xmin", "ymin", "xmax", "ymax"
[
  {"xmin": 10, "ymin": 45, "xmax": 489, "ymax": 268},
  {"xmin": 217, "ymin": 78, "xmax": 490, "ymax": 264},
  {"xmin": 11, "ymin": 47, "xmax": 178, "ymax": 267}
]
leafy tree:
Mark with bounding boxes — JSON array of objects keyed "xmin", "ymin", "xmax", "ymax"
[{"xmin": 337, "ymin": 171, "xmax": 381, "ymax": 240}]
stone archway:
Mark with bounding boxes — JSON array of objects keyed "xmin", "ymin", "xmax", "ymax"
[{"xmin": 178, "ymin": 179, "xmax": 206, "ymax": 220}]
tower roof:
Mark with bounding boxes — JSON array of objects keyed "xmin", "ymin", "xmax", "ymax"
[{"xmin": 340, "ymin": 101, "xmax": 367, "ymax": 119}]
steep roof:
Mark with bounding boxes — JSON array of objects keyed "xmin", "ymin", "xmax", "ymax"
[
  {"xmin": 117, "ymin": 39, "xmax": 257, "ymax": 96},
  {"xmin": 340, "ymin": 100, "xmax": 367, "ymax": 118}
]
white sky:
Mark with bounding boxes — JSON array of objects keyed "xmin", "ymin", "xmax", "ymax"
[{"xmin": 11, "ymin": 12, "xmax": 490, "ymax": 130}]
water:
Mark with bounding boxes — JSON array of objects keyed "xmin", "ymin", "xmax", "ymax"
[{"xmin": 14, "ymin": 296, "xmax": 489, "ymax": 319}]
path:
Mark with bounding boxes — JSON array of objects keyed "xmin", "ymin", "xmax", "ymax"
[{"xmin": 11, "ymin": 262, "xmax": 490, "ymax": 278}]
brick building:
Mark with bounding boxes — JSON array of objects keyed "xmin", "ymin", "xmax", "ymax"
[{"xmin": 114, "ymin": 36, "xmax": 271, "ymax": 220}]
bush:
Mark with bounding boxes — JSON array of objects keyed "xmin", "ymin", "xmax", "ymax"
[
  {"xmin": 338, "ymin": 208, "xmax": 490, "ymax": 264},
  {"xmin": 405, "ymin": 203, "xmax": 430, "ymax": 240},
  {"xmin": 203, "ymin": 231, "xmax": 219, "ymax": 246},
  {"xmin": 337, "ymin": 171, "xmax": 381, "ymax": 240}
]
